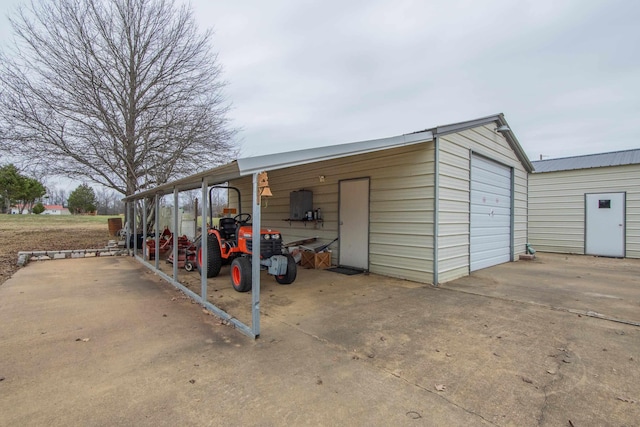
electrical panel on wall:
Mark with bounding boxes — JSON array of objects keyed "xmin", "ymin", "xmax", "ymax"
[{"xmin": 290, "ymin": 190, "xmax": 313, "ymax": 220}]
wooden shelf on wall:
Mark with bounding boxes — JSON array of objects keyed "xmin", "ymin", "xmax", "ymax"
[{"xmin": 282, "ymin": 219, "xmax": 324, "ymax": 228}]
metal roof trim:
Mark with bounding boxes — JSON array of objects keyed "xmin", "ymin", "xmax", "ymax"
[
  {"xmin": 432, "ymin": 113, "xmax": 503, "ymax": 136},
  {"xmin": 122, "ymin": 161, "xmax": 241, "ymax": 201},
  {"xmin": 236, "ymin": 130, "xmax": 434, "ymax": 175},
  {"xmin": 122, "ymin": 131, "xmax": 434, "ymax": 201},
  {"xmin": 531, "ymin": 148, "xmax": 640, "ymax": 173},
  {"xmin": 122, "ymin": 113, "xmax": 533, "ymax": 201},
  {"xmin": 432, "ymin": 113, "xmax": 533, "ymax": 173}
]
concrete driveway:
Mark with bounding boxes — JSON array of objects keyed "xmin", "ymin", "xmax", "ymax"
[
  {"xmin": 0, "ymin": 254, "xmax": 638, "ymax": 426},
  {"xmin": 447, "ymin": 252, "xmax": 640, "ymax": 325}
]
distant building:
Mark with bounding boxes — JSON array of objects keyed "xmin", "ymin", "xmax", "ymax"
[
  {"xmin": 9, "ymin": 205, "xmax": 25, "ymax": 214},
  {"xmin": 529, "ymin": 148, "xmax": 640, "ymax": 259},
  {"xmin": 10, "ymin": 204, "xmax": 71, "ymax": 215},
  {"xmin": 43, "ymin": 204, "xmax": 71, "ymax": 215}
]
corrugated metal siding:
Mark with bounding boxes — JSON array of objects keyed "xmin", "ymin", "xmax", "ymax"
[
  {"xmin": 437, "ymin": 125, "xmax": 528, "ymax": 283},
  {"xmin": 230, "ymin": 143, "xmax": 436, "ymax": 283},
  {"xmin": 529, "ymin": 164, "xmax": 640, "ymax": 258}
]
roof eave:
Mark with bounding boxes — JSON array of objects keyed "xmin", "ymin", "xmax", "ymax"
[
  {"xmin": 236, "ymin": 130, "xmax": 433, "ymax": 175},
  {"xmin": 122, "ymin": 161, "xmax": 241, "ymax": 202},
  {"xmin": 122, "ymin": 113, "xmax": 533, "ymax": 202},
  {"xmin": 432, "ymin": 113, "xmax": 534, "ymax": 173}
]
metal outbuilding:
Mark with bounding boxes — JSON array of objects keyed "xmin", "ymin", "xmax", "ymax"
[
  {"xmin": 123, "ymin": 113, "xmax": 532, "ymax": 338},
  {"xmin": 529, "ymin": 148, "xmax": 640, "ymax": 258}
]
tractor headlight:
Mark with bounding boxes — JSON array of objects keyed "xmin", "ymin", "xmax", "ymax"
[
  {"xmin": 272, "ymin": 233, "xmax": 280, "ymax": 240},
  {"xmin": 263, "ymin": 234, "xmax": 271, "ymax": 240}
]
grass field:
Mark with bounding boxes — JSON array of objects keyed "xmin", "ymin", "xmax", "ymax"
[
  {"xmin": 0, "ymin": 214, "xmax": 119, "ymax": 228},
  {"xmin": 0, "ymin": 214, "xmax": 116, "ymax": 285}
]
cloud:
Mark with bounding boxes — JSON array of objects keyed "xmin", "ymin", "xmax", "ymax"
[{"xmin": 2, "ymin": 0, "xmax": 639, "ymax": 160}]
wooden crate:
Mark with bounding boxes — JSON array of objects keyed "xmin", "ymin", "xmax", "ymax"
[{"xmin": 300, "ymin": 251, "xmax": 331, "ymax": 269}]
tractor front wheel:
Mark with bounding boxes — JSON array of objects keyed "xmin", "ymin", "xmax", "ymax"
[
  {"xmin": 275, "ymin": 254, "xmax": 297, "ymax": 285},
  {"xmin": 230, "ymin": 257, "xmax": 252, "ymax": 292},
  {"xmin": 196, "ymin": 234, "xmax": 222, "ymax": 278}
]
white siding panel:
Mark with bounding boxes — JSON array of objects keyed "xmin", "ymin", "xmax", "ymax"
[{"xmin": 529, "ymin": 164, "xmax": 640, "ymax": 258}]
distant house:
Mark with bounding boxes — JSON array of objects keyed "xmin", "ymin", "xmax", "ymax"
[
  {"xmin": 9, "ymin": 205, "xmax": 27, "ymax": 214},
  {"xmin": 9, "ymin": 204, "xmax": 71, "ymax": 215},
  {"xmin": 43, "ymin": 204, "xmax": 71, "ymax": 215},
  {"xmin": 529, "ymin": 148, "xmax": 640, "ymax": 259}
]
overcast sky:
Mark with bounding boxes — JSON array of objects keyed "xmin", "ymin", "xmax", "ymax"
[{"xmin": 2, "ymin": 0, "xmax": 639, "ymax": 162}]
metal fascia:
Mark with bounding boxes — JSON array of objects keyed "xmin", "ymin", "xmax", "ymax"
[
  {"xmin": 495, "ymin": 114, "xmax": 534, "ymax": 173},
  {"xmin": 122, "ymin": 162, "xmax": 241, "ymax": 202},
  {"xmin": 236, "ymin": 131, "xmax": 433, "ymax": 175},
  {"xmin": 433, "ymin": 114, "xmax": 502, "ymax": 136},
  {"xmin": 432, "ymin": 113, "xmax": 534, "ymax": 173}
]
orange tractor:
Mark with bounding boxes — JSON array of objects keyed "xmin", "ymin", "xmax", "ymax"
[{"xmin": 195, "ymin": 186, "xmax": 297, "ymax": 292}]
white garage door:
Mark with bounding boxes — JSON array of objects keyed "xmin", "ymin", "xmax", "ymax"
[{"xmin": 470, "ymin": 155, "xmax": 512, "ymax": 271}]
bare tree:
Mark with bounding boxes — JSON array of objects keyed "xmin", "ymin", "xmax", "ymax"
[
  {"xmin": 95, "ymin": 186, "xmax": 125, "ymax": 215},
  {"xmin": 46, "ymin": 186, "xmax": 68, "ymax": 206},
  {"xmin": 0, "ymin": 0, "xmax": 236, "ymax": 200}
]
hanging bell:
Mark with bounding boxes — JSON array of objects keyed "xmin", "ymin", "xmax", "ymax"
[{"xmin": 260, "ymin": 187, "xmax": 273, "ymax": 197}]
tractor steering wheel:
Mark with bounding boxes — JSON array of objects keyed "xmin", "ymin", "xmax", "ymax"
[{"xmin": 234, "ymin": 213, "xmax": 252, "ymax": 225}]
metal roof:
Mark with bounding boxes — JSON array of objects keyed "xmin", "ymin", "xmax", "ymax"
[
  {"xmin": 532, "ymin": 148, "xmax": 640, "ymax": 173},
  {"xmin": 124, "ymin": 113, "xmax": 532, "ymax": 201}
]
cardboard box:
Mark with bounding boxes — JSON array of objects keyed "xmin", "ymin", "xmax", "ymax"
[{"xmin": 300, "ymin": 250, "xmax": 331, "ymax": 269}]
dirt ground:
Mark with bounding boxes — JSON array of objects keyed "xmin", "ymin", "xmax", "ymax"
[{"xmin": 0, "ymin": 216, "xmax": 111, "ymax": 285}]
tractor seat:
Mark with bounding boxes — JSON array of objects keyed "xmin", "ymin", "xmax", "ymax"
[{"xmin": 218, "ymin": 217, "xmax": 237, "ymax": 240}]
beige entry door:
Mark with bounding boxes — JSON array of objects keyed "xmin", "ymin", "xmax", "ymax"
[{"xmin": 339, "ymin": 178, "xmax": 370, "ymax": 270}]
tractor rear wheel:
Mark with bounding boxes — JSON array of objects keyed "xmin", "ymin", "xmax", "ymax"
[
  {"xmin": 230, "ymin": 257, "xmax": 252, "ymax": 292},
  {"xmin": 275, "ymin": 254, "xmax": 297, "ymax": 285},
  {"xmin": 196, "ymin": 234, "xmax": 222, "ymax": 278}
]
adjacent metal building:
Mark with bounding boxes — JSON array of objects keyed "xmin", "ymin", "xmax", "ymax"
[{"xmin": 529, "ymin": 149, "xmax": 640, "ymax": 258}]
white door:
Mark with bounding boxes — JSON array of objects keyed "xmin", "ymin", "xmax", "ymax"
[
  {"xmin": 585, "ymin": 192, "xmax": 625, "ymax": 257},
  {"xmin": 339, "ymin": 178, "xmax": 369, "ymax": 269},
  {"xmin": 470, "ymin": 155, "xmax": 512, "ymax": 271}
]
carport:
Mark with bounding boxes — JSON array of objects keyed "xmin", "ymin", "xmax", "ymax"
[
  {"xmin": 122, "ymin": 130, "xmax": 433, "ymax": 338},
  {"xmin": 122, "ymin": 113, "xmax": 532, "ymax": 338}
]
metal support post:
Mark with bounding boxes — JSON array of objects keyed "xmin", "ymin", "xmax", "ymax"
[
  {"xmin": 133, "ymin": 202, "xmax": 138, "ymax": 254},
  {"xmin": 173, "ymin": 188, "xmax": 179, "ymax": 280},
  {"xmin": 125, "ymin": 202, "xmax": 131, "ymax": 252},
  {"xmin": 142, "ymin": 199, "xmax": 147, "ymax": 260},
  {"xmin": 200, "ymin": 178, "xmax": 208, "ymax": 301},
  {"xmin": 251, "ymin": 172, "xmax": 261, "ymax": 337},
  {"xmin": 155, "ymin": 194, "xmax": 160, "ymax": 270}
]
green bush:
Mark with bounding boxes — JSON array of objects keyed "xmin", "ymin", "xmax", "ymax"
[{"xmin": 32, "ymin": 202, "xmax": 45, "ymax": 214}]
